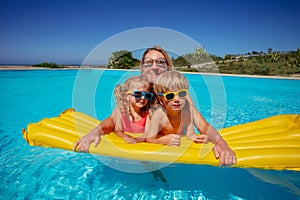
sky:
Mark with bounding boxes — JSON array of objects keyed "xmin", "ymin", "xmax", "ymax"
[{"xmin": 0, "ymin": 0, "xmax": 299, "ymax": 65}]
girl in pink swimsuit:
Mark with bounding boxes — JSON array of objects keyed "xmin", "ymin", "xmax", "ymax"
[{"xmin": 113, "ymin": 76, "xmax": 154, "ymax": 144}]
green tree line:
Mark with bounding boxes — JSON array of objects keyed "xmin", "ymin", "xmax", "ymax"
[
  {"xmin": 32, "ymin": 62, "xmax": 62, "ymax": 68},
  {"xmin": 102, "ymin": 47, "xmax": 300, "ymax": 76},
  {"xmin": 217, "ymin": 48, "xmax": 300, "ymax": 76},
  {"xmin": 33, "ymin": 47, "xmax": 300, "ymax": 76}
]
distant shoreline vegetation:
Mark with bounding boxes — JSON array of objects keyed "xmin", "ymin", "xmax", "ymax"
[
  {"xmin": 32, "ymin": 62, "xmax": 63, "ymax": 68},
  {"xmin": 215, "ymin": 48, "xmax": 300, "ymax": 76},
  {"xmin": 31, "ymin": 62, "xmax": 106, "ymax": 68},
  {"xmin": 32, "ymin": 47, "xmax": 300, "ymax": 76}
]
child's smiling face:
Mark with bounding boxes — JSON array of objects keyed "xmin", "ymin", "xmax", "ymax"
[{"xmin": 128, "ymin": 84, "xmax": 152, "ymax": 110}]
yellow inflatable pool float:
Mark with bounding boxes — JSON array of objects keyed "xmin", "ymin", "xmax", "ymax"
[{"xmin": 22, "ymin": 108, "xmax": 300, "ymax": 172}]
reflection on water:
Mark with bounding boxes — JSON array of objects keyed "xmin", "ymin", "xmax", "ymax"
[{"xmin": 247, "ymin": 168, "xmax": 300, "ymax": 197}]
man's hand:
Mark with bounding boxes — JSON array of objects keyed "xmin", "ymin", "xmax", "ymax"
[
  {"xmin": 72, "ymin": 126, "xmax": 102, "ymax": 152},
  {"xmin": 213, "ymin": 137, "xmax": 236, "ymax": 166}
]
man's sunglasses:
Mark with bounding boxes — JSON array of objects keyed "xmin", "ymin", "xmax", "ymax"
[
  {"xmin": 158, "ymin": 89, "xmax": 188, "ymax": 101},
  {"xmin": 127, "ymin": 90, "xmax": 154, "ymax": 100},
  {"xmin": 142, "ymin": 58, "xmax": 168, "ymax": 68}
]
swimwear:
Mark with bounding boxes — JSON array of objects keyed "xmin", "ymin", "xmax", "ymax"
[{"xmin": 121, "ymin": 112, "xmax": 148, "ymax": 133}]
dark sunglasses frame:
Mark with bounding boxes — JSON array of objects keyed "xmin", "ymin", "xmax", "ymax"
[
  {"xmin": 127, "ymin": 90, "xmax": 154, "ymax": 100},
  {"xmin": 142, "ymin": 58, "xmax": 168, "ymax": 68},
  {"xmin": 158, "ymin": 89, "xmax": 188, "ymax": 101}
]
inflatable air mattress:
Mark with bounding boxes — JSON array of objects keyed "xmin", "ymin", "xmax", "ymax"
[{"xmin": 22, "ymin": 108, "xmax": 300, "ymax": 171}]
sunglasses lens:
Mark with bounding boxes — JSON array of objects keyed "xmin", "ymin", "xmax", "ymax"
[
  {"xmin": 165, "ymin": 93, "xmax": 175, "ymax": 100},
  {"xmin": 142, "ymin": 59, "xmax": 153, "ymax": 68},
  {"xmin": 178, "ymin": 90, "xmax": 187, "ymax": 97},
  {"xmin": 133, "ymin": 91, "xmax": 142, "ymax": 98},
  {"xmin": 156, "ymin": 58, "xmax": 166, "ymax": 64},
  {"xmin": 142, "ymin": 63, "xmax": 152, "ymax": 68},
  {"xmin": 144, "ymin": 93, "xmax": 153, "ymax": 100},
  {"xmin": 132, "ymin": 91, "xmax": 153, "ymax": 100},
  {"xmin": 163, "ymin": 90, "xmax": 187, "ymax": 101}
]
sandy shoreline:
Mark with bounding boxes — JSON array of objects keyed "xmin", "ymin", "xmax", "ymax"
[{"xmin": 1, "ymin": 65, "xmax": 300, "ymax": 80}]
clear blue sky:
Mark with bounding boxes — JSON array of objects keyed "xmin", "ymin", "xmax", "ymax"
[{"xmin": 0, "ymin": 0, "xmax": 299, "ymax": 65}]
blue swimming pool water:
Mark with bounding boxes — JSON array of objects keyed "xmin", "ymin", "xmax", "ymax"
[{"xmin": 1, "ymin": 69, "xmax": 300, "ymax": 200}]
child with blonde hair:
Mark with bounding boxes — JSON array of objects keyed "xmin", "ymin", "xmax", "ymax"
[
  {"xmin": 112, "ymin": 75, "xmax": 154, "ymax": 144},
  {"xmin": 146, "ymin": 71, "xmax": 209, "ymax": 145}
]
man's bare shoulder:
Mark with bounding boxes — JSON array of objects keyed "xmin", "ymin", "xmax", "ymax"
[
  {"xmin": 150, "ymin": 104, "xmax": 165, "ymax": 113},
  {"xmin": 150, "ymin": 104, "xmax": 167, "ymax": 119}
]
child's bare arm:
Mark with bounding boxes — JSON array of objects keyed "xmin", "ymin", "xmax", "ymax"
[
  {"xmin": 186, "ymin": 108, "xmax": 209, "ymax": 143},
  {"xmin": 147, "ymin": 133, "xmax": 181, "ymax": 146},
  {"xmin": 145, "ymin": 109, "xmax": 181, "ymax": 146},
  {"xmin": 145, "ymin": 110, "xmax": 163, "ymax": 143},
  {"xmin": 144, "ymin": 109, "xmax": 173, "ymax": 145},
  {"xmin": 185, "ymin": 109, "xmax": 196, "ymax": 139},
  {"xmin": 186, "ymin": 122, "xmax": 209, "ymax": 144}
]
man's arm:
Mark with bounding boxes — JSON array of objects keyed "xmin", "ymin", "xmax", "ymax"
[
  {"xmin": 72, "ymin": 109, "xmax": 116, "ymax": 152},
  {"xmin": 187, "ymin": 95, "xmax": 236, "ymax": 165}
]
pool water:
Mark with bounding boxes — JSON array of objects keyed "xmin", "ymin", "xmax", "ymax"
[{"xmin": 1, "ymin": 69, "xmax": 300, "ymax": 200}]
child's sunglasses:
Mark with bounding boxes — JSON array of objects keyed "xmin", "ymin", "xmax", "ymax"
[
  {"xmin": 127, "ymin": 90, "xmax": 154, "ymax": 100},
  {"xmin": 158, "ymin": 89, "xmax": 188, "ymax": 101}
]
